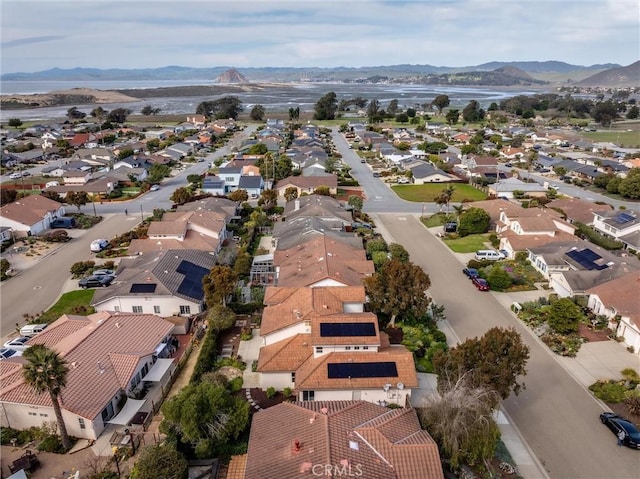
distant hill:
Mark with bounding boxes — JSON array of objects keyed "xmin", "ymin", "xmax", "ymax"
[
  {"xmin": 0, "ymin": 61, "xmax": 632, "ymax": 87},
  {"xmin": 215, "ymin": 68, "xmax": 248, "ymax": 83},
  {"xmin": 475, "ymin": 60, "xmax": 620, "ymax": 73},
  {"xmin": 577, "ymin": 61, "xmax": 640, "ymax": 88}
]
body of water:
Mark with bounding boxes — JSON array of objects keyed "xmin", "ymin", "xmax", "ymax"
[{"xmin": 0, "ymin": 80, "xmax": 550, "ymax": 122}]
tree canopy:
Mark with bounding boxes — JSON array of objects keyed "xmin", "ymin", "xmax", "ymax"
[
  {"xmin": 202, "ymin": 265, "xmax": 237, "ymax": 308},
  {"xmin": 160, "ymin": 380, "xmax": 250, "ymax": 458},
  {"xmin": 22, "ymin": 344, "xmax": 72, "ymax": 449},
  {"xmin": 196, "ymin": 96, "xmax": 243, "ymax": 120},
  {"xmin": 432, "ymin": 94, "xmax": 450, "ymax": 114},
  {"xmin": 458, "ymin": 207, "xmax": 490, "ymax": 236},
  {"xmin": 131, "ymin": 444, "xmax": 188, "ymax": 479},
  {"xmin": 313, "ymin": 91, "xmax": 338, "ymax": 120},
  {"xmin": 433, "ymin": 326, "xmax": 530, "ymax": 402},
  {"xmin": 363, "ymin": 259, "xmax": 431, "ymax": 327},
  {"xmin": 250, "ymin": 104, "xmax": 265, "ymax": 121}
]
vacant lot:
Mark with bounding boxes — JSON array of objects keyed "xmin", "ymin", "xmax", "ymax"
[{"xmin": 392, "ymin": 183, "xmax": 487, "ymax": 202}]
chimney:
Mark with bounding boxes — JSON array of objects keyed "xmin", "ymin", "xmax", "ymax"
[{"xmin": 294, "ymin": 199, "xmax": 300, "ymax": 211}]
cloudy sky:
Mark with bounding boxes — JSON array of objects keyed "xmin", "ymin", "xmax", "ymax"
[{"xmin": 1, "ymin": 0, "xmax": 638, "ymax": 74}]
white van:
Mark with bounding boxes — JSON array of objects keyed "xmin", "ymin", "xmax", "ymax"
[
  {"xmin": 475, "ymin": 250, "xmax": 505, "ymax": 261},
  {"xmin": 19, "ymin": 323, "xmax": 48, "ymax": 337}
]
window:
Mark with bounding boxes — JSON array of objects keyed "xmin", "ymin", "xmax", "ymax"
[
  {"xmin": 302, "ymin": 391, "xmax": 315, "ymax": 401},
  {"xmin": 179, "ymin": 305, "xmax": 191, "ymax": 315},
  {"xmin": 362, "ymin": 346, "xmax": 369, "ymax": 350},
  {"xmin": 132, "ymin": 306, "xmax": 143, "ymax": 314},
  {"xmin": 154, "ymin": 305, "xmax": 161, "ymax": 314},
  {"xmin": 78, "ymin": 418, "xmax": 86, "ymax": 429},
  {"xmin": 39, "ymin": 413, "xmax": 48, "ymax": 417},
  {"xmin": 354, "ymin": 346, "xmax": 360, "ymax": 350},
  {"xmin": 291, "ymin": 372, "xmax": 296, "ymax": 382},
  {"xmin": 344, "ymin": 346, "xmax": 351, "ymax": 350},
  {"xmin": 28, "ymin": 412, "xmax": 37, "ymax": 416},
  {"xmin": 315, "ymin": 347, "xmax": 323, "ymax": 354}
]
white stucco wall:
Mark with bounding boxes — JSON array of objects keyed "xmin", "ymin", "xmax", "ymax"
[
  {"xmin": 259, "ymin": 372, "xmax": 294, "ymax": 390},
  {"xmin": 263, "ymin": 323, "xmax": 310, "ymax": 346},
  {"xmin": 93, "ymin": 296, "xmax": 201, "ymax": 317}
]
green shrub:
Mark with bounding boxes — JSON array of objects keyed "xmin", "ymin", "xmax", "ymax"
[
  {"xmin": 266, "ymin": 386, "xmax": 277, "ymax": 399},
  {"xmin": 588, "ymin": 380, "xmax": 627, "ymax": 403},
  {"xmin": 487, "ymin": 266, "xmax": 512, "ymax": 290},
  {"xmin": 190, "ymin": 329, "xmax": 219, "ymax": 383},
  {"xmin": 70, "ymin": 260, "xmax": 95, "ymax": 277},
  {"xmin": 37, "ymin": 434, "xmax": 67, "ymax": 453},
  {"xmin": 228, "ymin": 377, "xmax": 244, "ymax": 393},
  {"xmin": 466, "ymin": 259, "xmax": 493, "ymax": 269},
  {"xmin": 515, "ymin": 251, "xmax": 529, "ymax": 263},
  {"xmin": 283, "ymin": 387, "xmax": 293, "ymax": 398}
]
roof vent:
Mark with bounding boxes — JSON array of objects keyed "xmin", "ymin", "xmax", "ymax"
[
  {"xmin": 115, "ymin": 322, "xmax": 121, "ymax": 328},
  {"xmin": 349, "ymin": 440, "xmax": 359, "ymax": 450},
  {"xmin": 321, "ymin": 407, "xmax": 329, "ymax": 415},
  {"xmin": 293, "ymin": 440, "xmax": 302, "ymax": 452},
  {"xmin": 71, "ymin": 361, "xmax": 79, "ymax": 369}
]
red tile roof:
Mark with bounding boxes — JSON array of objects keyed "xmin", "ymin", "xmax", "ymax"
[
  {"xmin": 0, "ymin": 312, "xmax": 174, "ymax": 421},
  {"xmin": 245, "ymin": 401, "xmax": 443, "ymax": 479}
]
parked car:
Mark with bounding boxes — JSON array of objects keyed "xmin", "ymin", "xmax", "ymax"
[
  {"xmin": 0, "ymin": 348, "xmax": 23, "ymax": 359},
  {"xmin": 360, "ymin": 159, "xmax": 366, "ymax": 163},
  {"xmin": 93, "ymin": 269, "xmax": 115, "ymax": 276},
  {"xmin": 475, "ymin": 250, "xmax": 505, "ymax": 261},
  {"xmin": 462, "ymin": 268, "xmax": 479, "ymax": 279},
  {"xmin": 600, "ymin": 412, "xmax": 640, "ymax": 449},
  {"xmin": 50, "ymin": 217, "xmax": 76, "ymax": 229},
  {"xmin": 471, "ymin": 277, "xmax": 490, "ymax": 291},
  {"xmin": 149, "ymin": 184, "xmax": 160, "ymax": 191},
  {"xmin": 90, "ymin": 238, "xmax": 109, "ymax": 252},
  {"xmin": 3, "ymin": 337, "xmax": 31, "ymax": 352},
  {"xmin": 19, "ymin": 323, "xmax": 48, "ymax": 337},
  {"xmin": 78, "ymin": 274, "xmax": 114, "ymax": 289},
  {"xmin": 397, "ymin": 177, "xmax": 410, "ymax": 184},
  {"xmin": 9, "ymin": 172, "xmax": 22, "ymax": 179}
]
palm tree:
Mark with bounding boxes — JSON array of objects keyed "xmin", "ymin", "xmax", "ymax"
[{"xmin": 22, "ymin": 345, "xmax": 72, "ymax": 450}]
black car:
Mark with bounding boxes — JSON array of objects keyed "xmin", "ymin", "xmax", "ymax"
[
  {"xmin": 600, "ymin": 412, "xmax": 640, "ymax": 449},
  {"xmin": 78, "ymin": 275, "xmax": 114, "ymax": 289}
]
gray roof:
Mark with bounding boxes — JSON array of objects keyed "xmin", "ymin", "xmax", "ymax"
[
  {"xmin": 238, "ymin": 175, "xmax": 263, "ymax": 189},
  {"xmin": 94, "ymin": 249, "xmax": 216, "ymax": 305},
  {"xmin": 203, "ymin": 176, "xmax": 225, "ymax": 189}
]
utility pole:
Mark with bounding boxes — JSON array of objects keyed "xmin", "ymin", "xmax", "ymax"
[{"xmin": 139, "ymin": 204, "xmax": 144, "ymax": 223}]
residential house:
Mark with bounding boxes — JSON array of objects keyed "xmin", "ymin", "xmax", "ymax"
[
  {"xmin": 62, "ymin": 169, "xmax": 92, "ymax": 185},
  {"xmin": 405, "ymin": 161, "xmax": 456, "ymax": 184},
  {"xmin": 497, "ymin": 207, "xmax": 577, "ymax": 257},
  {"xmin": 239, "ymin": 401, "xmax": 444, "ymax": 479},
  {"xmin": 166, "ymin": 142, "xmax": 193, "ymax": 159},
  {"xmin": 217, "ymin": 167, "xmax": 243, "ymax": 192},
  {"xmin": 527, "ymin": 240, "xmax": 640, "ymax": 297},
  {"xmin": 274, "ymin": 236, "xmax": 374, "ymax": 287},
  {"xmin": 202, "ymin": 176, "xmax": 226, "ymax": 196},
  {"xmin": 45, "ymin": 177, "xmax": 116, "ymax": 200},
  {"xmin": 210, "ymin": 119, "xmax": 237, "ymax": 135},
  {"xmin": 176, "ymin": 196, "xmax": 238, "ymax": 219},
  {"xmin": 275, "ymin": 175, "xmax": 338, "ymax": 198},
  {"xmin": 128, "ymin": 210, "xmax": 228, "ymax": 255},
  {"xmin": 256, "ymin": 285, "xmax": 417, "ymax": 405},
  {"xmin": 545, "ymin": 198, "xmax": 613, "ymax": 225},
  {"xmin": 92, "ymin": 249, "xmax": 216, "ymax": 316},
  {"xmin": 238, "ymin": 175, "xmax": 264, "ymax": 199},
  {"xmin": 489, "ymin": 177, "xmax": 548, "ymax": 199},
  {"xmin": 592, "ymin": 210, "xmax": 640, "ymax": 250},
  {"xmin": 0, "ymin": 195, "xmax": 66, "ymax": 237},
  {"xmin": 0, "ymin": 312, "xmax": 176, "ymax": 440},
  {"xmin": 186, "ymin": 115, "xmax": 207, "ymax": 128},
  {"xmin": 587, "ymin": 271, "xmax": 640, "ymax": 354}
]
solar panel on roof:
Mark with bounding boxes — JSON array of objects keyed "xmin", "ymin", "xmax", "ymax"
[
  {"xmin": 615, "ymin": 212, "xmax": 635, "ymax": 224},
  {"xmin": 130, "ymin": 283, "xmax": 157, "ymax": 293},
  {"xmin": 327, "ymin": 362, "xmax": 398, "ymax": 379},
  {"xmin": 566, "ymin": 249, "xmax": 608, "ymax": 271},
  {"xmin": 320, "ymin": 323, "xmax": 376, "ymax": 337},
  {"xmin": 176, "ymin": 260, "xmax": 209, "ymax": 299}
]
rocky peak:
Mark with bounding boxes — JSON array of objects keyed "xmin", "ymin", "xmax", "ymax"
[{"xmin": 215, "ymin": 68, "xmax": 248, "ymax": 83}]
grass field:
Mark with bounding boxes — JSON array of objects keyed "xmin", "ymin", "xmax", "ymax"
[
  {"xmin": 443, "ymin": 233, "xmax": 491, "ymax": 253},
  {"xmin": 392, "ymin": 183, "xmax": 487, "ymax": 203},
  {"xmin": 37, "ymin": 289, "xmax": 95, "ymax": 323},
  {"xmin": 582, "ymin": 129, "xmax": 640, "ymax": 148}
]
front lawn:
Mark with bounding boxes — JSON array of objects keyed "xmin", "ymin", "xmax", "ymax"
[
  {"xmin": 36, "ymin": 289, "xmax": 95, "ymax": 323},
  {"xmin": 392, "ymin": 183, "xmax": 487, "ymax": 203},
  {"xmin": 443, "ymin": 233, "xmax": 490, "ymax": 253}
]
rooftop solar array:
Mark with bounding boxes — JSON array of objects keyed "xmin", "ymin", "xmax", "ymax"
[
  {"xmin": 566, "ymin": 248, "xmax": 608, "ymax": 271},
  {"xmin": 176, "ymin": 260, "xmax": 210, "ymax": 299},
  {"xmin": 320, "ymin": 322, "xmax": 376, "ymax": 337},
  {"xmin": 130, "ymin": 283, "xmax": 157, "ymax": 294},
  {"xmin": 614, "ymin": 212, "xmax": 636, "ymax": 224},
  {"xmin": 327, "ymin": 362, "xmax": 398, "ymax": 379}
]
